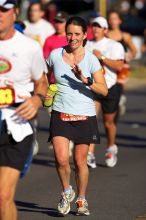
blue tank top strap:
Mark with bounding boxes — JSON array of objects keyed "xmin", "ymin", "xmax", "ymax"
[{"xmin": 61, "ymin": 47, "xmax": 64, "ymax": 56}]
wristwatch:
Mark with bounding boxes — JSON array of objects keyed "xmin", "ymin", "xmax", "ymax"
[
  {"xmin": 100, "ymin": 55, "xmax": 106, "ymax": 61},
  {"xmin": 84, "ymin": 77, "xmax": 93, "ymax": 86},
  {"xmin": 34, "ymin": 93, "xmax": 45, "ymax": 104}
]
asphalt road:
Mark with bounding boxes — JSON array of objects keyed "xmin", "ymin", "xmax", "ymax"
[{"xmin": 16, "ymin": 85, "xmax": 146, "ymax": 220}]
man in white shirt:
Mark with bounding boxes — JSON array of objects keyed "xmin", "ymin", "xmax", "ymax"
[
  {"xmin": 24, "ymin": 1, "xmax": 55, "ymax": 47},
  {"xmin": 0, "ymin": 1, "xmax": 48, "ymax": 219},
  {"xmin": 86, "ymin": 17, "xmax": 125, "ymax": 168}
]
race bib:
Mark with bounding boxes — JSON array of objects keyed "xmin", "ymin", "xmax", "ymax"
[
  {"xmin": 60, "ymin": 113, "xmax": 88, "ymax": 122},
  {"xmin": 0, "ymin": 87, "xmax": 15, "ymax": 108}
]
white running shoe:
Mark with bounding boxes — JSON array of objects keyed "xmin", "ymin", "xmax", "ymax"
[
  {"xmin": 69, "ymin": 141, "xmax": 74, "ymax": 157},
  {"xmin": 58, "ymin": 186, "xmax": 75, "ymax": 215},
  {"xmin": 105, "ymin": 145, "xmax": 118, "ymax": 168},
  {"xmin": 76, "ymin": 198, "xmax": 90, "ymax": 216},
  {"xmin": 48, "ymin": 141, "xmax": 53, "ymax": 150},
  {"xmin": 87, "ymin": 152, "xmax": 97, "ymax": 168},
  {"xmin": 32, "ymin": 139, "xmax": 39, "ymax": 156},
  {"xmin": 119, "ymin": 95, "xmax": 127, "ymax": 116}
]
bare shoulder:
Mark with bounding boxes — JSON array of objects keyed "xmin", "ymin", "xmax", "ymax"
[
  {"xmin": 123, "ymin": 32, "xmax": 132, "ymax": 41},
  {"xmin": 106, "ymin": 30, "xmax": 113, "ymax": 38}
]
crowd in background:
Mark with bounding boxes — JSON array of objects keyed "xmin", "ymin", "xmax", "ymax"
[{"xmin": 14, "ymin": 0, "xmax": 146, "ymax": 63}]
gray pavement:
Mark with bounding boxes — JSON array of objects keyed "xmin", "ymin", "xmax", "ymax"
[{"xmin": 16, "ymin": 85, "xmax": 146, "ymax": 220}]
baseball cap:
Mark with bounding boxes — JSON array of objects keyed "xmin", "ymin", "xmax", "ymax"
[
  {"xmin": 0, "ymin": 0, "xmax": 16, "ymax": 9},
  {"xmin": 54, "ymin": 11, "xmax": 68, "ymax": 22},
  {"xmin": 92, "ymin": 16, "xmax": 108, "ymax": 29}
]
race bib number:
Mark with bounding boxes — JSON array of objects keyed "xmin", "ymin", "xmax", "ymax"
[
  {"xmin": 0, "ymin": 87, "xmax": 15, "ymax": 108},
  {"xmin": 60, "ymin": 113, "xmax": 88, "ymax": 122}
]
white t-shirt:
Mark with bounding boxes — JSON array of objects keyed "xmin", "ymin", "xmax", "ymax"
[
  {"xmin": 86, "ymin": 37, "xmax": 125, "ymax": 89},
  {"xmin": 24, "ymin": 18, "xmax": 55, "ymax": 46},
  {"xmin": 0, "ymin": 30, "xmax": 47, "ymax": 103},
  {"xmin": 0, "ymin": 31, "xmax": 47, "ymax": 141}
]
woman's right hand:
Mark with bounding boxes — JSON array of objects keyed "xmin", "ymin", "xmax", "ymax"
[{"xmin": 71, "ymin": 65, "xmax": 88, "ymax": 84}]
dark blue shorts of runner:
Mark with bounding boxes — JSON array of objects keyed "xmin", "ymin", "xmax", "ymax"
[
  {"xmin": 0, "ymin": 120, "xmax": 33, "ymax": 171},
  {"xmin": 48, "ymin": 110, "xmax": 100, "ymax": 144},
  {"xmin": 94, "ymin": 83, "xmax": 122, "ymax": 114}
]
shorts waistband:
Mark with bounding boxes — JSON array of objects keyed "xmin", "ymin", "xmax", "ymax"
[
  {"xmin": 0, "ymin": 120, "xmax": 7, "ymax": 135},
  {"xmin": 9, "ymin": 102, "xmax": 22, "ymax": 108}
]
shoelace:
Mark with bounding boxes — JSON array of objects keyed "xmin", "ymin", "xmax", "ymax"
[{"xmin": 76, "ymin": 200, "xmax": 83, "ymax": 208}]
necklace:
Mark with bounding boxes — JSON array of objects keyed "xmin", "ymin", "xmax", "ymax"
[{"xmin": 64, "ymin": 49, "xmax": 85, "ymax": 66}]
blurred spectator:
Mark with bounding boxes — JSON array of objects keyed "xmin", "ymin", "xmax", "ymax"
[
  {"xmin": 87, "ymin": 11, "xmax": 99, "ymax": 40},
  {"xmin": 43, "ymin": 1, "xmax": 58, "ymax": 25},
  {"xmin": 141, "ymin": 28, "xmax": 146, "ymax": 64},
  {"xmin": 107, "ymin": 10, "xmax": 137, "ymax": 118},
  {"xmin": 108, "ymin": 10, "xmax": 137, "ymax": 62},
  {"xmin": 41, "ymin": 0, "xmax": 50, "ymax": 4},
  {"xmin": 134, "ymin": 0, "xmax": 146, "ymax": 20},
  {"xmin": 24, "ymin": 2, "xmax": 55, "ymax": 47},
  {"xmin": 43, "ymin": 11, "xmax": 68, "ymax": 58},
  {"xmin": 120, "ymin": 0, "xmax": 131, "ymax": 14},
  {"xmin": 109, "ymin": 0, "xmax": 146, "ymax": 35},
  {"xmin": 43, "ymin": 11, "xmax": 68, "ymax": 83}
]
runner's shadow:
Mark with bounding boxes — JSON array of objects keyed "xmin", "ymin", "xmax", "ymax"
[
  {"xmin": 96, "ymin": 163, "xmax": 107, "ymax": 168},
  {"xmin": 32, "ymin": 158, "xmax": 56, "ymax": 168},
  {"xmin": 16, "ymin": 201, "xmax": 64, "ymax": 217},
  {"xmin": 116, "ymin": 142, "xmax": 146, "ymax": 148}
]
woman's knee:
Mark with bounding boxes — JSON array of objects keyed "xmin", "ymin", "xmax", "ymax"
[
  {"xmin": 53, "ymin": 137, "xmax": 70, "ymax": 166},
  {"xmin": 0, "ymin": 187, "xmax": 12, "ymax": 209},
  {"xmin": 74, "ymin": 154, "xmax": 87, "ymax": 168},
  {"xmin": 55, "ymin": 154, "xmax": 69, "ymax": 167},
  {"xmin": 104, "ymin": 119, "xmax": 115, "ymax": 130}
]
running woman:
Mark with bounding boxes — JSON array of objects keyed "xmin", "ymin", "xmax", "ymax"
[
  {"xmin": 86, "ymin": 17, "xmax": 125, "ymax": 168},
  {"xmin": 45, "ymin": 16, "xmax": 108, "ymax": 216}
]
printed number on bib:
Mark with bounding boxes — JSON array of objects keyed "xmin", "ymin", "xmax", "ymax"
[
  {"xmin": 0, "ymin": 87, "xmax": 15, "ymax": 108},
  {"xmin": 60, "ymin": 113, "xmax": 88, "ymax": 122}
]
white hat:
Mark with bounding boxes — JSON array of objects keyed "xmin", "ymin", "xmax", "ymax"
[
  {"xmin": 92, "ymin": 16, "xmax": 108, "ymax": 29},
  {"xmin": 0, "ymin": 0, "xmax": 16, "ymax": 9}
]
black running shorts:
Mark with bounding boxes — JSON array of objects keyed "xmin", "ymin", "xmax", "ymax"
[
  {"xmin": 48, "ymin": 110, "xmax": 100, "ymax": 144},
  {"xmin": 0, "ymin": 120, "xmax": 33, "ymax": 171},
  {"xmin": 94, "ymin": 84, "xmax": 122, "ymax": 114}
]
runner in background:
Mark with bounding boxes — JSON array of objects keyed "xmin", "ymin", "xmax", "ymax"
[
  {"xmin": 107, "ymin": 10, "xmax": 137, "ymax": 116},
  {"xmin": 42, "ymin": 0, "xmax": 58, "ymax": 26},
  {"xmin": 87, "ymin": 11, "xmax": 99, "ymax": 40},
  {"xmin": 43, "ymin": 11, "xmax": 68, "ymax": 62},
  {"xmin": 23, "ymin": 2, "xmax": 54, "ymax": 155},
  {"xmin": 24, "ymin": 1, "xmax": 55, "ymax": 47},
  {"xmin": 0, "ymin": 1, "xmax": 48, "ymax": 220},
  {"xmin": 86, "ymin": 17, "xmax": 125, "ymax": 168}
]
